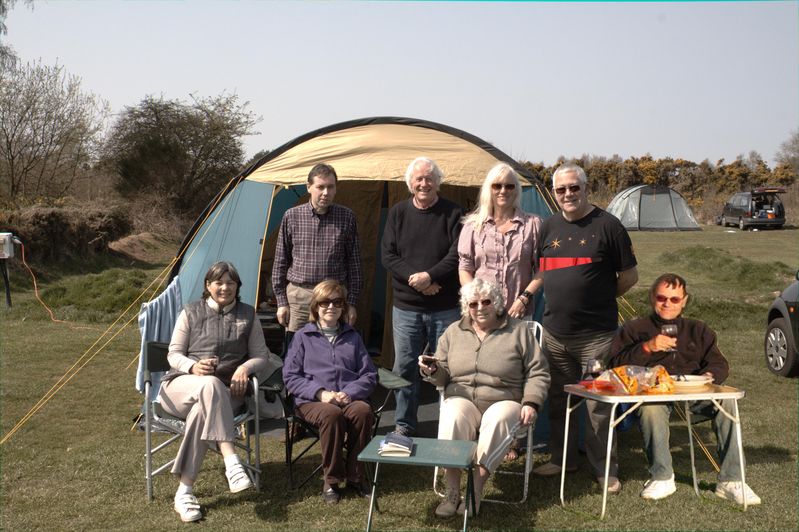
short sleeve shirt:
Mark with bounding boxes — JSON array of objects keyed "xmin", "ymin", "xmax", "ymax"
[{"xmin": 536, "ymin": 207, "xmax": 637, "ymax": 336}]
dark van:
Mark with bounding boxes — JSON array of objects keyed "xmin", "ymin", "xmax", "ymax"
[{"xmin": 720, "ymin": 187, "xmax": 786, "ymax": 230}]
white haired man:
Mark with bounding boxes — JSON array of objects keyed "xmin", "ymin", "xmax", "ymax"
[{"xmin": 381, "ymin": 156, "xmax": 463, "ymax": 436}]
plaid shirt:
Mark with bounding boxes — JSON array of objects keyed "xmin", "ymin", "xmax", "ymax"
[{"xmin": 272, "ymin": 202, "xmax": 362, "ymax": 307}]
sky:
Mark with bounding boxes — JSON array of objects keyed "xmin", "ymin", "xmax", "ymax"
[{"xmin": 4, "ymin": 1, "xmax": 798, "ymax": 167}]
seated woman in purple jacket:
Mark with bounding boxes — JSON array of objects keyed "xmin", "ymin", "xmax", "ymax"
[{"xmin": 283, "ymin": 279, "xmax": 378, "ymax": 504}]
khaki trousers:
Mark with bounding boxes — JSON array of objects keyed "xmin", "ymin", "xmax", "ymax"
[
  {"xmin": 438, "ymin": 396, "xmax": 520, "ymax": 473},
  {"xmin": 286, "ymin": 283, "xmax": 314, "ymax": 332},
  {"xmin": 158, "ymin": 375, "xmax": 244, "ymax": 480}
]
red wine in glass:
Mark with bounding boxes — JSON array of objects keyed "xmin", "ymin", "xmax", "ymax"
[
  {"xmin": 661, "ymin": 324, "xmax": 678, "ymax": 356},
  {"xmin": 584, "ymin": 358, "xmax": 604, "ymax": 380}
]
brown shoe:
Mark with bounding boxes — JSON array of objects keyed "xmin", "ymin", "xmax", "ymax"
[
  {"xmin": 346, "ymin": 480, "xmax": 371, "ymax": 500},
  {"xmin": 596, "ymin": 476, "xmax": 622, "ymax": 494},
  {"xmin": 322, "ymin": 485, "xmax": 341, "ymax": 504}
]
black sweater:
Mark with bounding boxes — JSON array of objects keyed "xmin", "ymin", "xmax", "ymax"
[
  {"xmin": 380, "ymin": 197, "xmax": 463, "ymax": 311},
  {"xmin": 608, "ymin": 314, "xmax": 730, "ymax": 383}
]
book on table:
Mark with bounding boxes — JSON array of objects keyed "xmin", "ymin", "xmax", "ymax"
[{"xmin": 377, "ymin": 432, "xmax": 413, "ymax": 457}]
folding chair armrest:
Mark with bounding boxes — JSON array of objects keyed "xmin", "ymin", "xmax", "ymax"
[
  {"xmin": 260, "ymin": 367, "xmax": 284, "ymax": 393},
  {"xmin": 377, "ymin": 367, "xmax": 411, "ymax": 391}
]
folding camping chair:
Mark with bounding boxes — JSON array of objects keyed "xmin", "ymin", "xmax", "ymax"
[
  {"xmin": 284, "ymin": 366, "xmax": 411, "ymax": 489},
  {"xmin": 142, "ymin": 341, "xmax": 271, "ymax": 501},
  {"xmin": 433, "ymin": 320, "xmax": 543, "ymax": 505}
]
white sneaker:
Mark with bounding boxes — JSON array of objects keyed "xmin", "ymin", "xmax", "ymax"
[
  {"xmin": 435, "ymin": 487, "xmax": 461, "ymax": 518},
  {"xmin": 715, "ymin": 481, "xmax": 761, "ymax": 506},
  {"xmin": 174, "ymin": 493, "xmax": 202, "ymax": 522},
  {"xmin": 225, "ymin": 463, "xmax": 253, "ymax": 493},
  {"xmin": 640, "ymin": 475, "xmax": 677, "ymax": 500}
]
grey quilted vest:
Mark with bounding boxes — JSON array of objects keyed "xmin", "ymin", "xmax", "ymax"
[{"xmin": 164, "ymin": 299, "xmax": 256, "ymax": 386}]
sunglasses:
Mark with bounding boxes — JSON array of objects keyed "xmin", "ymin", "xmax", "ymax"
[
  {"xmin": 553, "ymin": 184, "xmax": 582, "ymax": 195},
  {"xmin": 655, "ymin": 295, "xmax": 684, "ymax": 304},
  {"xmin": 318, "ymin": 298, "xmax": 345, "ymax": 308},
  {"xmin": 467, "ymin": 299, "xmax": 493, "ymax": 309},
  {"xmin": 491, "ymin": 183, "xmax": 516, "ymax": 191}
]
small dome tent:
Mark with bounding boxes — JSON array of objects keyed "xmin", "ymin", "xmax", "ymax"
[
  {"xmin": 163, "ymin": 116, "xmax": 557, "ymax": 360},
  {"xmin": 606, "ymin": 184, "xmax": 700, "ymax": 231}
]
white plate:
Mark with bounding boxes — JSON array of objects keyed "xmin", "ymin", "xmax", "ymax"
[{"xmin": 672, "ymin": 375, "xmax": 713, "ymax": 391}]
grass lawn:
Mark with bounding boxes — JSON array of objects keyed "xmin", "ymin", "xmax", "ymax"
[{"xmin": 1, "ymin": 225, "xmax": 797, "ymax": 531}]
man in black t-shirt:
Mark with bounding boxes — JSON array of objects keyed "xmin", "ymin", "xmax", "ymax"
[{"xmin": 529, "ymin": 163, "xmax": 638, "ymax": 494}]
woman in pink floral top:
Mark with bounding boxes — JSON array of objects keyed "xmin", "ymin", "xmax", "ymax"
[{"xmin": 458, "ymin": 163, "xmax": 542, "ymax": 319}]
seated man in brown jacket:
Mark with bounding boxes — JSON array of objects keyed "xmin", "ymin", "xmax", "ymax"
[{"xmin": 608, "ymin": 273, "xmax": 760, "ymax": 506}]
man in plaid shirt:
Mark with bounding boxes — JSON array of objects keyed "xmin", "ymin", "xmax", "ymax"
[{"xmin": 272, "ymin": 163, "xmax": 363, "ymax": 334}]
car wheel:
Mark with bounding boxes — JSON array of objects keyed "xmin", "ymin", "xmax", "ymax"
[
  {"xmin": 738, "ymin": 218, "xmax": 746, "ymax": 231},
  {"xmin": 765, "ymin": 318, "xmax": 798, "ymax": 377},
  {"xmin": 721, "ymin": 215, "xmax": 727, "ymax": 227}
]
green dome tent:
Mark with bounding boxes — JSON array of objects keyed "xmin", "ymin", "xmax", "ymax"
[
  {"xmin": 166, "ymin": 116, "xmax": 557, "ymax": 359},
  {"xmin": 606, "ymin": 184, "xmax": 701, "ymax": 231}
]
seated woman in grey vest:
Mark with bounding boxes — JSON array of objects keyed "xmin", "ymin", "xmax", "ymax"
[{"xmin": 157, "ymin": 261, "xmax": 281, "ymax": 523}]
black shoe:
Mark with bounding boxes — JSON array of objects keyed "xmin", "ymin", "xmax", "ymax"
[
  {"xmin": 346, "ymin": 481, "xmax": 371, "ymax": 500},
  {"xmin": 322, "ymin": 486, "xmax": 341, "ymax": 504}
]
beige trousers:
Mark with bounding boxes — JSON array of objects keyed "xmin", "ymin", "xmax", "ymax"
[
  {"xmin": 286, "ymin": 283, "xmax": 314, "ymax": 332},
  {"xmin": 157, "ymin": 375, "xmax": 244, "ymax": 480},
  {"xmin": 438, "ymin": 396, "xmax": 521, "ymax": 473}
]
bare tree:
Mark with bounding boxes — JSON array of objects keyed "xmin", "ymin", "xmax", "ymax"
[
  {"xmin": 0, "ymin": 0, "xmax": 33, "ymax": 69},
  {"xmin": 0, "ymin": 59, "xmax": 108, "ymax": 200}
]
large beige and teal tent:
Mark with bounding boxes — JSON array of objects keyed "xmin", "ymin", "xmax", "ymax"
[{"xmin": 167, "ymin": 117, "xmax": 556, "ymax": 356}]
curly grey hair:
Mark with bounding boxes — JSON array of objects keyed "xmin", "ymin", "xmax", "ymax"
[
  {"xmin": 459, "ymin": 278, "xmax": 505, "ymax": 317},
  {"xmin": 404, "ymin": 156, "xmax": 444, "ymax": 193}
]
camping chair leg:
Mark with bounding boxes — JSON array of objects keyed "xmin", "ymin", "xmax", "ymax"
[{"xmin": 144, "ymin": 382, "xmax": 153, "ymax": 502}]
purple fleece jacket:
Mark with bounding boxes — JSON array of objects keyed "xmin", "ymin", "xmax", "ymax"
[{"xmin": 283, "ymin": 322, "xmax": 377, "ymax": 406}]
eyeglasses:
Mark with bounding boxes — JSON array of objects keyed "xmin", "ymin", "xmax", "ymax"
[
  {"xmin": 655, "ymin": 295, "xmax": 684, "ymax": 304},
  {"xmin": 553, "ymin": 184, "xmax": 582, "ymax": 195},
  {"xmin": 318, "ymin": 298, "xmax": 345, "ymax": 308},
  {"xmin": 491, "ymin": 183, "xmax": 516, "ymax": 191},
  {"xmin": 467, "ymin": 299, "xmax": 493, "ymax": 309}
]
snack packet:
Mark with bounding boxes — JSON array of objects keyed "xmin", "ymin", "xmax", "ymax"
[{"xmin": 603, "ymin": 365, "xmax": 675, "ymax": 395}]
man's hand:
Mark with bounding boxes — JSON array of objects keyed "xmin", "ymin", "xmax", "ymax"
[
  {"xmin": 346, "ymin": 306, "xmax": 357, "ymax": 326},
  {"xmin": 520, "ymin": 405, "xmax": 537, "ymax": 426},
  {"xmin": 645, "ymin": 334, "xmax": 677, "ymax": 353},
  {"xmin": 277, "ymin": 306, "xmax": 290, "ymax": 327},
  {"xmin": 408, "ymin": 272, "xmax": 432, "ymax": 291},
  {"xmin": 421, "ymin": 282, "xmax": 441, "ymax": 296}
]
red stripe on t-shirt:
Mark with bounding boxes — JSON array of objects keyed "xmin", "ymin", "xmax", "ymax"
[{"xmin": 540, "ymin": 257, "xmax": 594, "ymax": 271}]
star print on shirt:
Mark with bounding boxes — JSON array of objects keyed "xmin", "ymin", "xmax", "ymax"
[
  {"xmin": 579, "ymin": 238, "xmax": 587, "ymax": 246},
  {"xmin": 551, "ymin": 238, "xmax": 561, "ymax": 249}
]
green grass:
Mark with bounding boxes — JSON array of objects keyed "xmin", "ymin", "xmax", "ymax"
[{"xmin": 1, "ymin": 225, "xmax": 797, "ymax": 530}]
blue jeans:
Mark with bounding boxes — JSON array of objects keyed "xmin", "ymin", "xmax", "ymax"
[
  {"xmin": 639, "ymin": 399, "xmax": 745, "ymax": 482},
  {"xmin": 391, "ymin": 306, "xmax": 460, "ymax": 433}
]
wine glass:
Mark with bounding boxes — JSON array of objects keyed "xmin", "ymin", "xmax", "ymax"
[
  {"xmin": 661, "ymin": 324, "xmax": 678, "ymax": 356},
  {"xmin": 583, "ymin": 358, "xmax": 605, "ymax": 381}
]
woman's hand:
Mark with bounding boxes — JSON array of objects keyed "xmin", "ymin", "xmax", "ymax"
[
  {"xmin": 508, "ymin": 298, "xmax": 527, "ymax": 319},
  {"xmin": 418, "ymin": 355, "xmax": 437, "ymax": 375},
  {"xmin": 318, "ymin": 390, "xmax": 338, "ymax": 404},
  {"xmin": 190, "ymin": 358, "xmax": 216, "ymax": 376},
  {"xmin": 334, "ymin": 391, "xmax": 351, "ymax": 405},
  {"xmin": 230, "ymin": 366, "xmax": 249, "ymax": 398},
  {"xmin": 520, "ymin": 405, "xmax": 537, "ymax": 426}
]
